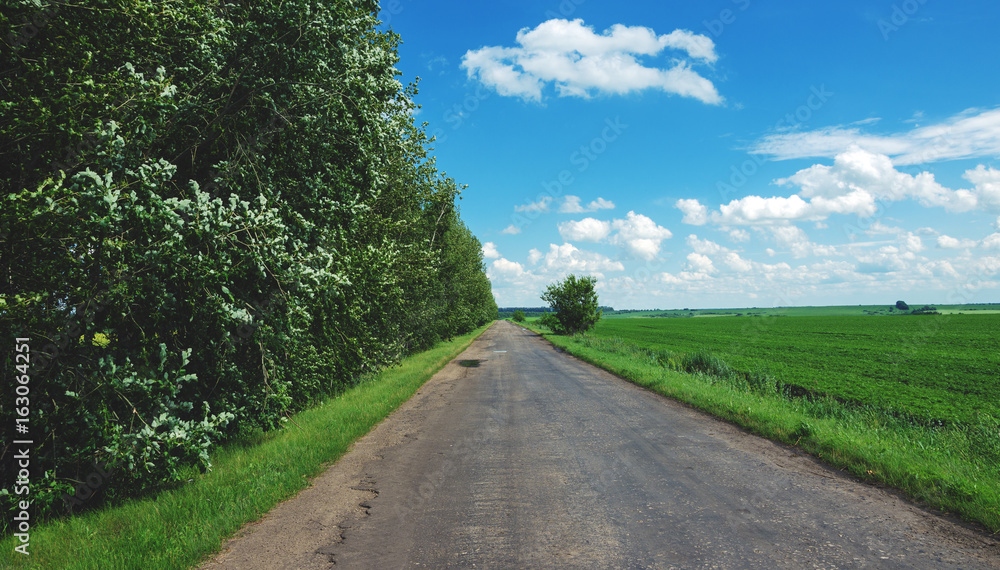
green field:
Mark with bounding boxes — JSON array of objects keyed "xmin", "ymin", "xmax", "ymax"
[{"xmin": 589, "ymin": 314, "xmax": 1000, "ymax": 424}]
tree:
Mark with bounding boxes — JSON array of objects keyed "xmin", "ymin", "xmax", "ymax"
[
  {"xmin": 512, "ymin": 310, "xmax": 526, "ymax": 323},
  {"xmin": 540, "ymin": 275, "xmax": 602, "ymax": 335},
  {"xmin": 896, "ymin": 300, "xmax": 910, "ymax": 311}
]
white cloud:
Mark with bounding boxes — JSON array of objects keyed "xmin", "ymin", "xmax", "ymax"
[
  {"xmin": 681, "ymin": 147, "xmax": 994, "ymax": 229},
  {"xmin": 728, "ymin": 228, "xmax": 751, "ymax": 242},
  {"xmin": 558, "ymin": 217, "xmax": 612, "ymax": 242},
  {"xmin": 686, "ymin": 252, "xmax": 717, "ymax": 274},
  {"xmin": 514, "ymin": 196, "xmax": 554, "ymax": 213},
  {"xmin": 983, "ymin": 233, "xmax": 1000, "ymax": 250},
  {"xmin": 722, "ymin": 252, "xmax": 753, "ymax": 272},
  {"xmin": 536, "ymin": 243, "xmax": 624, "ymax": 275},
  {"xmin": 560, "ymin": 195, "xmax": 616, "ymax": 213},
  {"xmin": 676, "ymin": 198, "xmax": 708, "ymax": 225},
  {"xmin": 610, "ymin": 211, "xmax": 674, "ymax": 260},
  {"xmin": 660, "ymin": 29, "xmax": 718, "ymax": 63},
  {"xmin": 778, "ymin": 146, "xmax": 977, "ymax": 213},
  {"xmin": 461, "ymin": 19, "xmax": 722, "ymax": 104},
  {"xmin": 527, "ymin": 248, "xmax": 543, "ymax": 264},
  {"xmin": 686, "ymin": 234, "xmax": 729, "ymax": 255},
  {"xmin": 482, "ymin": 242, "xmax": 501, "ymax": 259},
  {"xmin": 750, "ymin": 107, "xmax": 1000, "ymax": 165},
  {"xmin": 489, "ymin": 258, "xmax": 527, "ymax": 279},
  {"xmin": 965, "ymin": 165, "xmax": 1000, "ymax": 209},
  {"xmin": 937, "ymin": 235, "xmax": 977, "ymax": 249}
]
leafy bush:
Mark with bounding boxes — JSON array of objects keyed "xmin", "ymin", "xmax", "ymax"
[{"xmin": 540, "ymin": 275, "xmax": 602, "ymax": 335}]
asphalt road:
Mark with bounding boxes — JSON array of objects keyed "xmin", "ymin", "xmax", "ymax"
[{"xmin": 203, "ymin": 320, "xmax": 998, "ymax": 569}]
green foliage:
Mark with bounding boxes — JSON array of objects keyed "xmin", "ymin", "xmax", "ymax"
[
  {"xmin": 512, "ymin": 310, "xmax": 526, "ymax": 323},
  {"xmin": 0, "ymin": 0, "xmax": 495, "ymax": 528},
  {"xmin": 896, "ymin": 300, "xmax": 910, "ymax": 310},
  {"xmin": 540, "ymin": 274, "xmax": 602, "ymax": 335}
]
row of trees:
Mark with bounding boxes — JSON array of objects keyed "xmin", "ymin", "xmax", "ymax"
[{"xmin": 0, "ymin": 0, "xmax": 495, "ymax": 523}]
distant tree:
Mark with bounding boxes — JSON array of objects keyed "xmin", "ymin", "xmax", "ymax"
[
  {"xmin": 512, "ymin": 310, "xmax": 526, "ymax": 323},
  {"xmin": 540, "ymin": 274, "xmax": 602, "ymax": 335},
  {"xmin": 896, "ymin": 300, "xmax": 910, "ymax": 311}
]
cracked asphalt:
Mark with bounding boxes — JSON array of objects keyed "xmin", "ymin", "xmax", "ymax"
[{"xmin": 201, "ymin": 320, "xmax": 998, "ymax": 569}]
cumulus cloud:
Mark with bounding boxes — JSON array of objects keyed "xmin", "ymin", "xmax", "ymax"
[
  {"xmin": 461, "ymin": 19, "xmax": 722, "ymax": 104},
  {"xmin": 728, "ymin": 228, "xmax": 751, "ymax": 242},
  {"xmin": 686, "ymin": 235, "xmax": 730, "ymax": 255},
  {"xmin": 982, "ymin": 234, "xmax": 1000, "ymax": 250},
  {"xmin": 677, "ymin": 147, "xmax": 995, "ymax": 228},
  {"xmin": 676, "ymin": 198, "xmax": 708, "ymax": 225},
  {"xmin": 558, "ymin": 217, "xmax": 612, "ymax": 242},
  {"xmin": 501, "ymin": 224, "xmax": 522, "ymax": 235},
  {"xmin": 722, "ymin": 252, "xmax": 753, "ymax": 272},
  {"xmin": 560, "ymin": 195, "xmax": 616, "ymax": 213},
  {"xmin": 489, "ymin": 258, "xmax": 527, "ymax": 279},
  {"xmin": 937, "ymin": 235, "xmax": 978, "ymax": 249},
  {"xmin": 556, "ymin": 211, "xmax": 673, "ymax": 260},
  {"xmin": 685, "ymin": 252, "xmax": 717, "ymax": 274},
  {"xmin": 779, "ymin": 146, "xmax": 977, "ymax": 213},
  {"xmin": 610, "ymin": 211, "xmax": 674, "ymax": 260},
  {"xmin": 750, "ymin": 107, "xmax": 1000, "ymax": 165},
  {"xmin": 482, "ymin": 242, "xmax": 501, "ymax": 259},
  {"xmin": 531, "ymin": 243, "xmax": 624, "ymax": 275},
  {"xmin": 965, "ymin": 165, "xmax": 1000, "ymax": 209},
  {"xmin": 514, "ymin": 196, "xmax": 554, "ymax": 213}
]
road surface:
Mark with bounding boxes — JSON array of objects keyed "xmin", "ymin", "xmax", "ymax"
[{"xmin": 202, "ymin": 320, "xmax": 998, "ymax": 569}]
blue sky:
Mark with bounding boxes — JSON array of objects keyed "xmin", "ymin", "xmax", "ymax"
[{"xmin": 382, "ymin": 0, "xmax": 1000, "ymax": 309}]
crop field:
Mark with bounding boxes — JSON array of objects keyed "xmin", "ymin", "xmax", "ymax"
[{"xmin": 589, "ymin": 314, "xmax": 1000, "ymax": 424}]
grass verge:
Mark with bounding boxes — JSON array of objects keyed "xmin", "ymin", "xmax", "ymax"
[
  {"xmin": 1, "ymin": 323, "xmax": 492, "ymax": 569},
  {"xmin": 524, "ymin": 323, "xmax": 1000, "ymax": 534}
]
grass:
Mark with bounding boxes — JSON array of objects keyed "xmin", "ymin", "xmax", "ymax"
[
  {"xmin": 0, "ymin": 323, "xmax": 491, "ymax": 569},
  {"xmin": 594, "ymin": 314, "xmax": 1000, "ymax": 423},
  {"xmin": 523, "ymin": 320, "xmax": 1000, "ymax": 534}
]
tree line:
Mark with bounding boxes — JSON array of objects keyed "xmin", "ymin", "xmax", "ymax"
[{"xmin": 0, "ymin": 0, "xmax": 496, "ymax": 524}]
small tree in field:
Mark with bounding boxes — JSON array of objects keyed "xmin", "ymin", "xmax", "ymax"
[
  {"xmin": 540, "ymin": 274, "xmax": 602, "ymax": 335},
  {"xmin": 512, "ymin": 310, "xmax": 526, "ymax": 323}
]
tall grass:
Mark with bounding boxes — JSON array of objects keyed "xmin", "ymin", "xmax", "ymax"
[
  {"xmin": 544, "ymin": 330, "xmax": 1000, "ymax": 534},
  {"xmin": 0, "ymin": 324, "xmax": 491, "ymax": 569}
]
